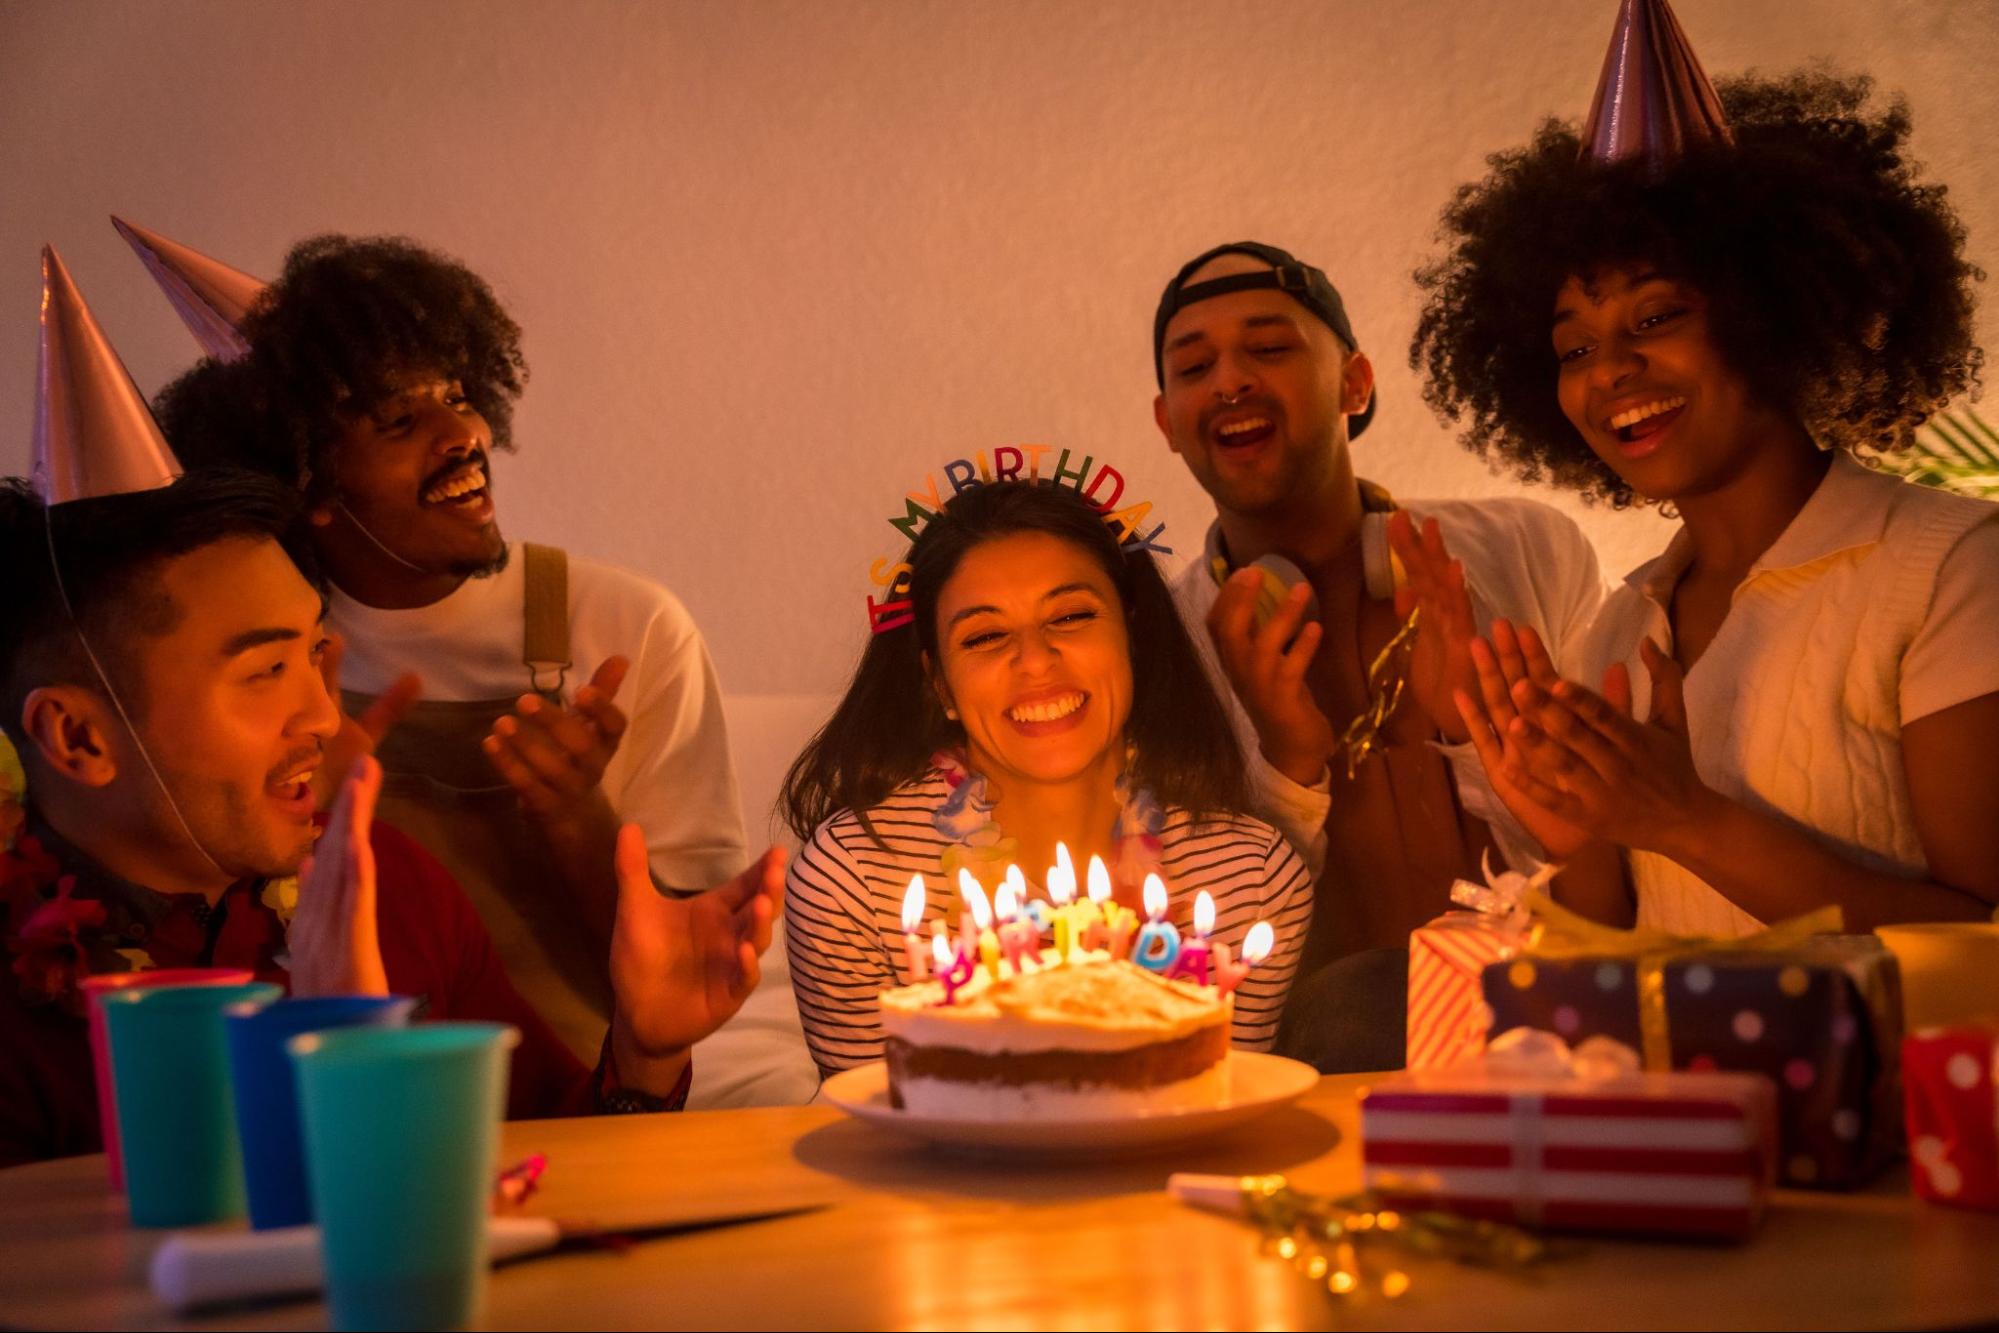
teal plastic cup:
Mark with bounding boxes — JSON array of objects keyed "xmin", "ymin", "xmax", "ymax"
[
  {"xmin": 98, "ymin": 981, "xmax": 283, "ymax": 1227},
  {"xmin": 289, "ymin": 1023, "xmax": 519, "ymax": 1331}
]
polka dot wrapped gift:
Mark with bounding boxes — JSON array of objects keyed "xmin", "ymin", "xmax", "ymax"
[
  {"xmin": 1480, "ymin": 894, "xmax": 1904, "ymax": 1190},
  {"xmin": 1903, "ymin": 1022, "xmax": 1999, "ymax": 1211}
]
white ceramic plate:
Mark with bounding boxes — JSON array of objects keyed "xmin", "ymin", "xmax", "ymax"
[{"xmin": 821, "ymin": 1051, "xmax": 1320, "ymax": 1155}]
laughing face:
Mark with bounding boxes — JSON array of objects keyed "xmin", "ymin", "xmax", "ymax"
[
  {"xmin": 1552, "ymin": 267, "xmax": 1787, "ymax": 503},
  {"xmin": 125, "ymin": 537, "xmax": 340, "ymax": 882},
  {"xmin": 319, "ymin": 370, "xmax": 506, "ymax": 579},
  {"xmin": 1153, "ymin": 253, "xmax": 1372, "ymax": 518},
  {"xmin": 929, "ymin": 532, "xmax": 1133, "ymax": 792}
]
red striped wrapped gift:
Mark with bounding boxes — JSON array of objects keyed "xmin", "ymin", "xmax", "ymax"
[
  {"xmin": 1361, "ymin": 1038, "xmax": 1778, "ymax": 1240},
  {"xmin": 1406, "ymin": 912, "xmax": 1517, "ymax": 1069}
]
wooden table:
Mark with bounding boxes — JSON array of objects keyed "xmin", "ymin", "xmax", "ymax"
[{"xmin": 3, "ymin": 1073, "xmax": 1995, "ymax": 1331}]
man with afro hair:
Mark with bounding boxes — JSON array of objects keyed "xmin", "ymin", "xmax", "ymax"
[
  {"xmin": 1410, "ymin": 66, "xmax": 1999, "ymax": 935},
  {"xmin": 154, "ymin": 236, "xmax": 813, "ymax": 1105}
]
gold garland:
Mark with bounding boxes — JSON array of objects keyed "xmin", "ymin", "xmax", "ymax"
[{"xmin": 1334, "ymin": 604, "xmax": 1419, "ymax": 780}]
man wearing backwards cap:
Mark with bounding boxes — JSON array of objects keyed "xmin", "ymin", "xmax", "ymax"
[{"xmin": 1152, "ymin": 242, "xmax": 1605, "ymax": 1055}]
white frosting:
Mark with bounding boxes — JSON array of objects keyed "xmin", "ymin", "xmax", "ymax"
[
  {"xmin": 895, "ymin": 1062, "xmax": 1230, "ymax": 1120},
  {"xmin": 879, "ymin": 954, "xmax": 1229, "ymax": 1055}
]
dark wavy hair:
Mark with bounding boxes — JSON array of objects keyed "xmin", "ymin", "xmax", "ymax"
[
  {"xmin": 0, "ymin": 469, "xmax": 309, "ymax": 748},
  {"xmin": 1412, "ymin": 69, "xmax": 1983, "ymax": 507},
  {"xmin": 780, "ymin": 480, "xmax": 1248, "ymax": 841},
  {"xmin": 222, "ymin": 234, "xmax": 528, "ymax": 499}
]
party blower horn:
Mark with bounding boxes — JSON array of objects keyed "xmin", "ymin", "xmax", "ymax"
[
  {"xmin": 111, "ymin": 216, "xmax": 265, "ymax": 362},
  {"xmin": 33, "ymin": 246, "xmax": 182, "ymax": 506},
  {"xmin": 1579, "ymin": 0, "xmax": 1732, "ymax": 169}
]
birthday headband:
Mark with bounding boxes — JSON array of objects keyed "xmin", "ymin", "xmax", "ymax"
[{"xmin": 864, "ymin": 446, "xmax": 1174, "ymax": 635}]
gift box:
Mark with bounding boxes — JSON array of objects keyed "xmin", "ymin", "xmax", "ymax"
[
  {"xmin": 1407, "ymin": 913, "xmax": 1517, "ymax": 1069},
  {"xmin": 1482, "ymin": 904, "xmax": 1902, "ymax": 1191},
  {"xmin": 1904, "ymin": 1023, "xmax": 1999, "ymax": 1211},
  {"xmin": 1360, "ymin": 1029, "xmax": 1777, "ymax": 1240},
  {"xmin": 1405, "ymin": 860, "xmax": 1541, "ymax": 1070}
]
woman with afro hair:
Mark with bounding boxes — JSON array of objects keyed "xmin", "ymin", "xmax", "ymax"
[{"xmin": 1406, "ymin": 68, "xmax": 1999, "ymax": 935}]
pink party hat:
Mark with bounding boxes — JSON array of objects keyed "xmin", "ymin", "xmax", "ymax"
[
  {"xmin": 112, "ymin": 216, "xmax": 264, "ymax": 362},
  {"xmin": 1580, "ymin": 0, "xmax": 1733, "ymax": 167},
  {"xmin": 32, "ymin": 246, "xmax": 182, "ymax": 506}
]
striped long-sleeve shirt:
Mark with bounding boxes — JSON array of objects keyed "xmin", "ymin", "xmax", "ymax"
[{"xmin": 784, "ymin": 771, "xmax": 1313, "ymax": 1076}]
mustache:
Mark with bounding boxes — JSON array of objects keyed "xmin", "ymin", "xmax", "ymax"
[
  {"xmin": 265, "ymin": 742, "xmax": 324, "ymax": 788},
  {"xmin": 1199, "ymin": 394, "xmax": 1283, "ymax": 435},
  {"xmin": 419, "ymin": 447, "xmax": 490, "ymax": 494}
]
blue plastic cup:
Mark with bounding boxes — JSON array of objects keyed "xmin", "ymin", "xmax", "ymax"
[
  {"xmin": 225, "ymin": 994, "xmax": 415, "ymax": 1230},
  {"xmin": 290, "ymin": 1022, "xmax": 518, "ymax": 1332},
  {"xmin": 98, "ymin": 981, "xmax": 283, "ymax": 1227}
]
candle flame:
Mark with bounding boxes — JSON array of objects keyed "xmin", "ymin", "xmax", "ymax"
[
  {"xmin": 1056, "ymin": 841, "xmax": 1074, "ymax": 881},
  {"xmin": 1194, "ymin": 890, "xmax": 1215, "ymax": 937},
  {"xmin": 901, "ymin": 874, "xmax": 926, "ymax": 932},
  {"xmin": 1142, "ymin": 873, "xmax": 1168, "ymax": 920},
  {"xmin": 958, "ymin": 868, "xmax": 992, "ymax": 929},
  {"xmin": 931, "ymin": 929, "xmax": 953, "ymax": 967},
  {"xmin": 1087, "ymin": 855, "xmax": 1112, "ymax": 905},
  {"xmin": 1048, "ymin": 863, "xmax": 1075, "ymax": 906},
  {"xmin": 995, "ymin": 881, "xmax": 1019, "ymax": 921},
  {"xmin": 1004, "ymin": 864, "xmax": 1028, "ymax": 903},
  {"xmin": 1243, "ymin": 920, "xmax": 1275, "ymax": 966}
]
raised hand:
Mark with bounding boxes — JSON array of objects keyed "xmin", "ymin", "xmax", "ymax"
[
  {"xmin": 1388, "ymin": 510, "xmax": 1478, "ymax": 742},
  {"xmin": 314, "ymin": 634, "xmax": 422, "ymax": 805},
  {"xmin": 288, "ymin": 755, "xmax": 391, "ymax": 998},
  {"xmin": 1455, "ymin": 619, "xmax": 1599, "ymax": 860},
  {"xmin": 608, "ymin": 826, "xmax": 785, "ymax": 1059},
  {"xmin": 1206, "ymin": 567, "xmax": 1332, "ymax": 786},
  {"xmin": 1502, "ymin": 636, "xmax": 1714, "ymax": 854},
  {"xmin": 483, "ymin": 656, "xmax": 631, "ymax": 823}
]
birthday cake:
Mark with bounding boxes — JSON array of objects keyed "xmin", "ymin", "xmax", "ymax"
[{"xmin": 878, "ymin": 955, "xmax": 1232, "ymax": 1118}]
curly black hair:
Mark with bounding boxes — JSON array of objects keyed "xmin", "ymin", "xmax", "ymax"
[
  {"xmin": 1411, "ymin": 69, "xmax": 1983, "ymax": 507},
  {"xmin": 152, "ymin": 355, "xmax": 272, "ymax": 474},
  {"xmin": 226, "ymin": 234, "xmax": 528, "ymax": 498}
]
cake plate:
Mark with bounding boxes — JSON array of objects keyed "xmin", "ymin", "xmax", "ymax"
[{"xmin": 820, "ymin": 1050, "xmax": 1319, "ymax": 1155}]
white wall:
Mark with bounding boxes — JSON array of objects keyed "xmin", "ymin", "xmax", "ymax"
[{"xmin": 4, "ymin": 0, "xmax": 1996, "ymax": 700}]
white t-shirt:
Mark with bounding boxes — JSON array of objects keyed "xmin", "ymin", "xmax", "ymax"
[{"xmin": 330, "ymin": 544, "xmax": 819, "ymax": 1109}]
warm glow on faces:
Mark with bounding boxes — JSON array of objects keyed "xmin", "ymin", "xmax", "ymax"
[
  {"xmin": 930, "ymin": 531, "xmax": 1132, "ymax": 790},
  {"xmin": 1552, "ymin": 267, "xmax": 1782, "ymax": 503},
  {"xmin": 321, "ymin": 371, "xmax": 504, "ymax": 575},
  {"xmin": 1152, "ymin": 253, "xmax": 1368, "ymax": 516},
  {"xmin": 127, "ymin": 537, "xmax": 340, "ymax": 880}
]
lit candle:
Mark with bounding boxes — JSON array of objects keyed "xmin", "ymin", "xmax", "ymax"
[
  {"xmin": 1216, "ymin": 920, "xmax": 1275, "ymax": 996},
  {"xmin": 959, "ymin": 869, "xmax": 1000, "ymax": 980},
  {"xmin": 1079, "ymin": 855, "xmax": 1114, "ymax": 953},
  {"xmin": 993, "ymin": 875, "xmax": 1040, "ymax": 975},
  {"xmin": 1166, "ymin": 890, "xmax": 1215, "ymax": 986},
  {"xmin": 901, "ymin": 874, "xmax": 931, "ymax": 982},
  {"xmin": 1133, "ymin": 874, "xmax": 1182, "ymax": 974},
  {"xmin": 931, "ymin": 929, "xmax": 974, "ymax": 1005},
  {"xmin": 1089, "ymin": 856, "xmax": 1139, "ymax": 961},
  {"xmin": 1047, "ymin": 853, "xmax": 1079, "ymax": 962}
]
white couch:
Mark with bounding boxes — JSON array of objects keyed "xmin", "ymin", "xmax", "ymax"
[{"xmin": 683, "ymin": 693, "xmax": 838, "ymax": 1109}]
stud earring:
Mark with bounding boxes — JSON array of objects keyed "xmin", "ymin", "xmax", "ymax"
[{"xmin": 944, "ymin": 706, "xmax": 959, "ymax": 720}]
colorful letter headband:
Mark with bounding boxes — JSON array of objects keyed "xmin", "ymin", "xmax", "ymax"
[{"xmin": 864, "ymin": 446, "xmax": 1173, "ymax": 634}]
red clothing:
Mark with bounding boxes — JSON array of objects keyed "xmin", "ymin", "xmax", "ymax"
[{"xmin": 0, "ymin": 817, "xmax": 636, "ymax": 1168}]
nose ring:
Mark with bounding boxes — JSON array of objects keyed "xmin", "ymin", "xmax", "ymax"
[{"xmin": 1220, "ymin": 391, "xmax": 1244, "ymax": 406}]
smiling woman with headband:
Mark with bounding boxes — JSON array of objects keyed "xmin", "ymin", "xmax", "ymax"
[{"xmin": 780, "ymin": 477, "xmax": 1312, "ymax": 1076}]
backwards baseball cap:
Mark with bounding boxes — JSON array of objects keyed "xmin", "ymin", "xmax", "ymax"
[{"xmin": 1153, "ymin": 240, "xmax": 1375, "ymax": 438}]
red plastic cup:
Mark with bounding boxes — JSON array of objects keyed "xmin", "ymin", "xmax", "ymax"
[{"xmin": 81, "ymin": 969, "xmax": 253, "ymax": 1190}]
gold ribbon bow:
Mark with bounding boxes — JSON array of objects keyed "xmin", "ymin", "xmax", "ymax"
[{"xmin": 1517, "ymin": 890, "xmax": 1845, "ymax": 1071}]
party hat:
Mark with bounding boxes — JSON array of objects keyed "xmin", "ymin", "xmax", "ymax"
[
  {"xmin": 32, "ymin": 246, "xmax": 182, "ymax": 506},
  {"xmin": 112, "ymin": 216, "xmax": 264, "ymax": 361},
  {"xmin": 1580, "ymin": 0, "xmax": 1732, "ymax": 167}
]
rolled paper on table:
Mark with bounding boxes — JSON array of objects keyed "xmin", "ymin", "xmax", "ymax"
[{"xmin": 150, "ymin": 1216, "xmax": 562, "ymax": 1312}]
